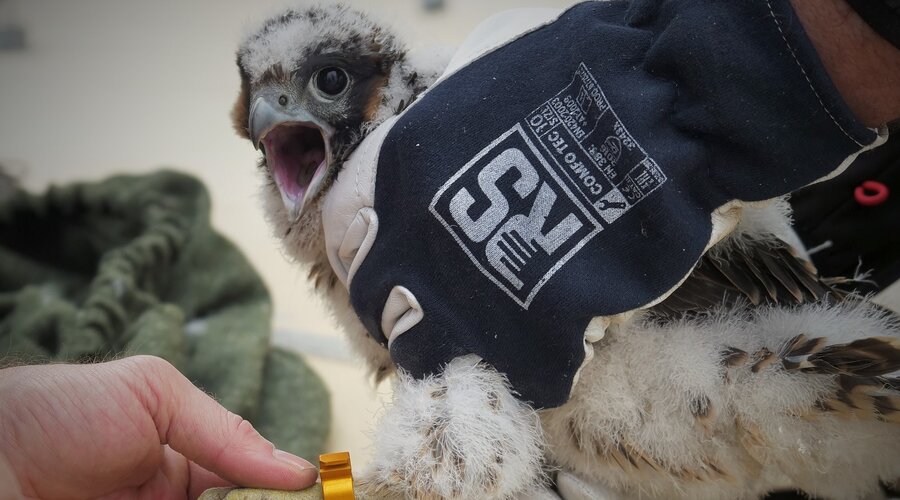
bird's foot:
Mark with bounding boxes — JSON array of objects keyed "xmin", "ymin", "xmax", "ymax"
[{"xmin": 364, "ymin": 355, "xmax": 546, "ymax": 499}]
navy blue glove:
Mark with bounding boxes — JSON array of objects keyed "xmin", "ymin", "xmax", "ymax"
[{"xmin": 324, "ymin": 0, "xmax": 885, "ymax": 409}]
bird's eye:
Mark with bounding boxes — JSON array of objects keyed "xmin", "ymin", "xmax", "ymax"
[{"xmin": 315, "ymin": 67, "xmax": 349, "ymax": 97}]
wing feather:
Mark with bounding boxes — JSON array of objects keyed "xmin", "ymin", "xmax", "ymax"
[{"xmin": 651, "ymin": 237, "xmax": 842, "ymax": 318}]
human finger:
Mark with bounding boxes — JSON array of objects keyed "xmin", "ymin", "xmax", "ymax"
[{"xmin": 122, "ymin": 356, "xmax": 318, "ymax": 490}]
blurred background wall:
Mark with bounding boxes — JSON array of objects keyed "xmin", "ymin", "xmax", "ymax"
[{"xmin": 0, "ymin": 0, "xmax": 580, "ymax": 466}]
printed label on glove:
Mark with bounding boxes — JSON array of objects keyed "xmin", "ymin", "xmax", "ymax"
[
  {"xmin": 430, "ymin": 63, "xmax": 666, "ymax": 309},
  {"xmin": 526, "ymin": 63, "xmax": 667, "ymax": 224}
]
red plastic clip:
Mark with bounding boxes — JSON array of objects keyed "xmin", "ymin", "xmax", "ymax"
[{"xmin": 854, "ymin": 180, "xmax": 889, "ymax": 207}]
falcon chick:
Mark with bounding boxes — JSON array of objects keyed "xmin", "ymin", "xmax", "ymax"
[
  {"xmin": 232, "ymin": 3, "xmax": 446, "ymax": 374},
  {"xmin": 233, "ymin": 5, "xmax": 900, "ymax": 500}
]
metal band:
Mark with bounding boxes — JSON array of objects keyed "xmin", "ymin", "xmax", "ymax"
[{"xmin": 319, "ymin": 452, "xmax": 354, "ymax": 500}]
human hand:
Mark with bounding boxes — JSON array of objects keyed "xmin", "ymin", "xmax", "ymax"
[{"xmin": 0, "ymin": 356, "xmax": 318, "ymax": 499}]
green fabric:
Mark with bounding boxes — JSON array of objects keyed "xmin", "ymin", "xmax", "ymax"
[{"xmin": 0, "ymin": 170, "xmax": 329, "ymax": 459}]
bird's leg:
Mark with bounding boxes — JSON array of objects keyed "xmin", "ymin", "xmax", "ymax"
[{"xmin": 358, "ymin": 355, "xmax": 547, "ymax": 500}]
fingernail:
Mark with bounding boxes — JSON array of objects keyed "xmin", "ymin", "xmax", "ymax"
[{"xmin": 273, "ymin": 449, "xmax": 317, "ymax": 471}]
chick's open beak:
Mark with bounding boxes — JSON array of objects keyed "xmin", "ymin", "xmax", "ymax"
[{"xmin": 249, "ymin": 96, "xmax": 335, "ymax": 219}]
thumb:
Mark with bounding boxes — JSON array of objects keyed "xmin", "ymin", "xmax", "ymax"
[
  {"xmin": 121, "ymin": 356, "xmax": 319, "ymax": 490},
  {"xmin": 0, "ymin": 450, "xmax": 24, "ymax": 500}
]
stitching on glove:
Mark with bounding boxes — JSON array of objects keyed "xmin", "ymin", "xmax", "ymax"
[
  {"xmin": 765, "ymin": 0, "xmax": 864, "ymax": 147},
  {"xmin": 355, "ymin": 150, "xmax": 362, "ymax": 198}
]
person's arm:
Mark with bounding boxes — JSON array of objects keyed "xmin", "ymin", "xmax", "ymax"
[{"xmin": 790, "ymin": 0, "xmax": 900, "ymax": 126}]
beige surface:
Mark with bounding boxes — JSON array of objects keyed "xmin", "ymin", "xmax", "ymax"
[
  {"xmin": 198, "ymin": 486, "xmax": 324, "ymax": 500},
  {"xmin": 0, "ymin": 0, "xmax": 579, "ymax": 468}
]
